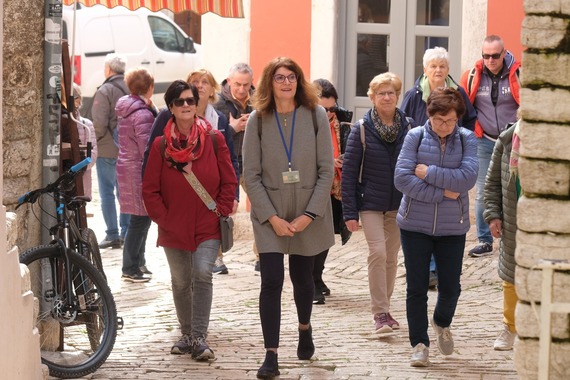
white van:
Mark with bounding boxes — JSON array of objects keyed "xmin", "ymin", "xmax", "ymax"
[{"xmin": 62, "ymin": 4, "xmax": 203, "ymax": 117}]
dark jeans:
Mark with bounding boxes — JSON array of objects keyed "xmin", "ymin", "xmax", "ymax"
[
  {"xmin": 259, "ymin": 252, "xmax": 315, "ymax": 349},
  {"xmin": 400, "ymin": 229, "xmax": 465, "ymax": 347},
  {"xmin": 121, "ymin": 214, "xmax": 152, "ymax": 275}
]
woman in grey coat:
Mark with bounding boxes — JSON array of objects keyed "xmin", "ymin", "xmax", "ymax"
[
  {"xmin": 243, "ymin": 57, "xmax": 334, "ymax": 379},
  {"xmin": 484, "ymin": 121, "xmax": 520, "ymax": 351}
]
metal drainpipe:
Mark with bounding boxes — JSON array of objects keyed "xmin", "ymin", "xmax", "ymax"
[{"xmin": 43, "ymin": 0, "xmax": 63, "ymax": 243}]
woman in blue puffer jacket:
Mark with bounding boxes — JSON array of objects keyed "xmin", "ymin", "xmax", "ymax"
[{"xmin": 394, "ymin": 87, "xmax": 478, "ymax": 367}]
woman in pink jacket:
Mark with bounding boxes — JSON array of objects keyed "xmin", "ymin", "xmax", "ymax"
[{"xmin": 115, "ymin": 67, "xmax": 157, "ymax": 283}]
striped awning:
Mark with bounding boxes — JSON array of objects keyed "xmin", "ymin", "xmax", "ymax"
[{"xmin": 62, "ymin": 0, "xmax": 244, "ymax": 18}]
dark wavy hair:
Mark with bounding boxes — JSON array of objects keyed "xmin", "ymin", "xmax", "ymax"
[
  {"xmin": 313, "ymin": 78, "xmax": 338, "ymax": 101},
  {"xmin": 426, "ymin": 87, "xmax": 466, "ymax": 119},
  {"xmin": 252, "ymin": 57, "xmax": 319, "ymax": 116}
]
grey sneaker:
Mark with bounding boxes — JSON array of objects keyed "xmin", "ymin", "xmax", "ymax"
[
  {"xmin": 213, "ymin": 257, "xmax": 228, "ymax": 274},
  {"xmin": 431, "ymin": 318, "xmax": 454, "ymax": 355},
  {"xmin": 468, "ymin": 242, "xmax": 493, "ymax": 257},
  {"xmin": 121, "ymin": 271, "xmax": 150, "ymax": 283},
  {"xmin": 410, "ymin": 343, "xmax": 429, "ymax": 367},
  {"xmin": 494, "ymin": 324, "xmax": 516, "ymax": 351},
  {"xmin": 139, "ymin": 265, "xmax": 153, "ymax": 276},
  {"xmin": 191, "ymin": 336, "xmax": 215, "ymax": 360},
  {"xmin": 171, "ymin": 334, "xmax": 192, "ymax": 354}
]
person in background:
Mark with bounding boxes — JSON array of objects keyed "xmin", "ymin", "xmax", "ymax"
[
  {"xmin": 72, "ymin": 83, "xmax": 98, "ymax": 199},
  {"xmin": 341, "ymin": 72, "xmax": 412, "ymax": 336},
  {"xmin": 143, "ymin": 80, "xmax": 237, "ymax": 359},
  {"xmin": 461, "ymin": 35, "xmax": 521, "ymax": 258},
  {"xmin": 92, "ymin": 53, "xmax": 130, "ymax": 249},
  {"xmin": 401, "ymin": 46, "xmax": 477, "ymax": 289},
  {"xmin": 115, "ymin": 67, "xmax": 157, "ymax": 283},
  {"xmin": 214, "ymin": 62, "xmax": 257, "ymax": 273},
  {"xmin": 243, "ymin": 57, "xmax": 334, "ymax": 379},
  {"xmin": 484, "ymin": 120, "xmax": 521, "ymax": 351},
  {"xmin": 394, "ymin": 87, "xmax": 478, "ymax": 367},
  {"xmin": 311, "ymin": 78, "xmax": 352, "ymax": 305}
]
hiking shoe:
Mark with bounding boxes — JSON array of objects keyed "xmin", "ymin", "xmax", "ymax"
[
  {"xmin": 387, "ymin": 313, "xmax": 400, "ymax": 330},
  {"xmin": 429, "ymin": 271, "xmax": 438, "ymax": 290},
  {"xmin": 431, "ymin": 318, "xmax": 454, "ymax": 355},
  {"xmin": 171, "ymin": 334, "xmax": 192, "ymax": 354},
  {"xmin": 410, "ymin": 343, "xmax": 429, "ymax": 367},
  {"xmin": 121, "ymin": 271, "xmax": 150, "ymax": 283},
  {"xmin": 254, "ymin": 260, "xmax": 260, "ymax": 272},
  {"xmin": 494, "ymin": 324, "xmax": 516, "ymax": 351},
  {"xmin": 468, "ymin": 242, "xmax": 493, "ymax": 257},
  {"xmin": 139, "ymin": 265, "xmax": 153, "ymax": 276},
  {"xmin": 213, "ymin": 257, "xmax": 228, "ymax": 274},
  {"xmin": 99, "ymin": 238, "xmax": 122, "ymax": 249},
  {"xmin": 191, "ymin": 336, "xmax": 215, "ymax": 360},
  {"xmin": 374, "ymin": 313, "xmax": 393, "ymax": 334},
  {"xmin": 313, "ymin": 287, "xmax": 325, "ymax": 305}
]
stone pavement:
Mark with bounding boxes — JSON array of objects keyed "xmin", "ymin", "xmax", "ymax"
[{"xmin": 57, "ymin": 186, "xmax": 519, "ymax": 379}]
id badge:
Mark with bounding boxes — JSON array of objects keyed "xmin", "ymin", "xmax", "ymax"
[{"xmin": 282, "ymin": 170, "xmax": 300, "ymax": 183}]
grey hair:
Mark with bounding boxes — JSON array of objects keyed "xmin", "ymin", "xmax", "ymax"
[
  {"xmin": 423, "ymin": 46, "xmax": 449, "ymax": 68},
  {"xmin": 105, "ymin": 53, "xmax": 127, "ymax": 74},
  {"xmin": 228, "ymin": 62, "xmax": 253, "ymax": 78}
]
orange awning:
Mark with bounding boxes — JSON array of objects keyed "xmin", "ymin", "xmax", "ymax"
[{"xmin": 62, "ymin": 0, "xmax": 244, "ymax": 18}]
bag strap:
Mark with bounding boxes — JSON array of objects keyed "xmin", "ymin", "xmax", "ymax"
[
  {"xmin": 257, "ymin": 109, "xmax": 318, "ymax": 139},
  {"xmin": 357, "ymin": 119, "xmax": 365, "ymax": 183},
  {"xmin": 466, "ymin": 67, "xmax": 477, "ymax": 95}
]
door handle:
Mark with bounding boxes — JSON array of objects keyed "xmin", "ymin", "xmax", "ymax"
[
  {"xmin": 156, "ymin": 60, "xmax": 165, "ymax": 64},
  {"xmin": 141, "ymin": 60, "xmax": 151, "ymax": 65}
]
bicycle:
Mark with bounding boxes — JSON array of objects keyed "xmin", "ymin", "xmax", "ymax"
[{"xmin": 17, "ymin": 157, "xmax": 120, "ymax": 379}]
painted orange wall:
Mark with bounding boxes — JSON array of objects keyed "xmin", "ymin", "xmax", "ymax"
[
  {"xmin": 487, "ymin": 0, "xmax": 525, "ymax": 60},
  {"xmin": 249, "ymin": 0, "xmax": 312, "ymax": 84}
]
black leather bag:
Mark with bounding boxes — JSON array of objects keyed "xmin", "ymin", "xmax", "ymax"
[{"xmin": 219, "ymin": 216, "xmax": 234, "ymax": 253}]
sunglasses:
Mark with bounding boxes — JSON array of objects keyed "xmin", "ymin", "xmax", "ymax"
[
  {"xmin": 482, "ymin": 50, "xmax": 503, "ymax": 60},
  {"xmin": 171, "ymin": 97, "xmax": 196, "ymax": 107},
  {"xmin": 323, "ymin": 106, "xmax": 338, "ymax": 113}
]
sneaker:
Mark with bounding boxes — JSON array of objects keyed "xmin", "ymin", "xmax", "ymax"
[
  {"xmin": 387, "ymin": 313, "xmax": 400, "ymax": 330},
  {"xmin": 139, "ymin": 265, "xmax": 153, "ymax": 276},
  {"xmin": 494, "ymin": 324, "xmax": 516, "ymax": 351},
  {"xmin": 254, "ymin": 260, "xmax": 260, "ymax": 272},
  {"xmin": 468, "ymin": 242, "xmax": 493, "ymax": 257},
  {"xmin": 213, "ymin": 257, "xmax": 228, "ymax": 274},
  {"xmin": 191, "ymin": 336, "xmax": 215, "ymax": 360},
  {"xmin": 313, "ymin": 287, "xmax": 325, "ymax": 305},
  {"xmin": 429, "ymin": 271, "xmax": 438, "ymax": 290},
  {"xmin": 99, "ymin": 238, "xmax": 122, "ymax": 249},
  {"xmin": 410, "ymin": 343, "xmax": 429, "ymax": 367},
  {"xmin": 121, "ymin": 271, "xmax": 151, "ymax": 283},
  {"xmin": 374, "ymin": 313, "xmax": 393, "ymax": 334},
  {"xmin": 171, "ymin": 334, "xmax": 192, "ymax": 354},
  {"xmin": 431, "ymin": 317, "xmax": 454, "ymax": 355}
]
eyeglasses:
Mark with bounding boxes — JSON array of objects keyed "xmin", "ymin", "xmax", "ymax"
[
  {"xmin": 171, "ymin": 97, "xmax": 196, "ymax": 107},
  {"xmin": 482, "ymin": 50, "xmax": 504, "ymax": 60},
  {"xmin": 431, "ymin": 117, "xmax": 458, "ymax": 127},
  {"xmin": 375, "ymin": 91, "xmax": 396, "ymax": 98},
  {"xmin": 273, "ymin": 73, "xmax": 297, "ymax": 84},
  {"xmin": 323, "ymin": 106, "xmax": 338, "ymax": 113}
]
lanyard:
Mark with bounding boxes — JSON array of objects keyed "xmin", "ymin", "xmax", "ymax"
[{"xmin": 274, "ymin": 108, "xmax": 297, "ymax": 171}]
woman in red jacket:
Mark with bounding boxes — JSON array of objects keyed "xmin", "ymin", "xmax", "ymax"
[{"xmin": 142, "ymin": 80, "xmax": 237, "ymax": 360}]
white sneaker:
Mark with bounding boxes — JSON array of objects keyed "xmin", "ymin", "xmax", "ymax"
[
  {"xmin": 431, "ymin": 317, "xmax": 454, "ymax": 355},
  {"xmin": 494, "ymin": 324, "xmax": 516, "ymax": 351},
  {"xmin": 410, "ymin": 343, "xmax": 429, "ymax": 367}
]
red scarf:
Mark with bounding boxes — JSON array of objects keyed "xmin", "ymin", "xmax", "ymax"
[{"xmin": 163, "ymin": 116, "xmax": 211, "ymax": 173}]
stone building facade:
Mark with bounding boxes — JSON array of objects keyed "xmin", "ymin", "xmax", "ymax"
[{"xmin": 514, "ymin": 1, "xmax": 570, "ymax": 379}]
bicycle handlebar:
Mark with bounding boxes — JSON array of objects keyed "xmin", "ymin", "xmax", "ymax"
[{"xmin": 17, "ymin": 157, "xmax": 92, "ymax": 207}]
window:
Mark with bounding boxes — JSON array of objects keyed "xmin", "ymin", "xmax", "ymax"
[{"xmin": 148, "ymin": 16, "xmax": 185, "ymax": 52}]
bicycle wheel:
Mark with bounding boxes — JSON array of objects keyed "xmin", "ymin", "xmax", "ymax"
[
  {"xmin": 20, "ymin": 244, "xmax": 117, "ymax": 379},
  {"xmin": 81, "ymin": 228, "xmax": 106, "ymax": 279}
]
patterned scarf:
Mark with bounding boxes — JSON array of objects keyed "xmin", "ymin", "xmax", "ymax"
[
  {"xmin": 163, "ymin": 116, "xmax": 211, "ymax": 174},
  {"xmin": 330, "ymin": 116, "xmax": 342, "ymax": 200},
  {"xmin": 509, "ymin": 120, "xmax": 522, "ymax": 198},
  {"xmin": 371, "ymin": 108, "xmax": 401, "ymax": 143}
]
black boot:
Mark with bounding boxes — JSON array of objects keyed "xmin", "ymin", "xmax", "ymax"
[
  {"xmin": 297, "ymin": 326, "xmax": 315, "ymax": 360},
  {"xmin": 257, "ymin": 351, "xmax": 279, "ymax": 379}
]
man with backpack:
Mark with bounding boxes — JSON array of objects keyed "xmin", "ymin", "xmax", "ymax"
[{"xmin": 92, "ymin": 53, "xmax": 130, "ymax": 249}]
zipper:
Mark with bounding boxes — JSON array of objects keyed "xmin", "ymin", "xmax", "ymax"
[
  {"xmin": 432, "ymin": 202, "xmax": 438, "ymax": 235},
  {"xmin": 457, "ymin": 196, "xmax": 464, "ymax": 224},
  {"xmin": 404, "ymin": 199, "xmax": 412, "ymax": 219}
]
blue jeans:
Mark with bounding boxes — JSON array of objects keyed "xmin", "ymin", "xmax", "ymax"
[
  {"xmin": 121, "ymin": 215, "xmax": 151, "ymax": 275},
  {"xmin": 400, "ymin": 229, "xmax": 465, "ymax": 347},
  {"xmin": 164, "ymin": 240, "xmax": 219, "ymax": 338},
  {"xmin": 475, "ymin": 138, "xmax": 495, "ymax": 244},
  {"xmin": 96, "ymin": 157, "xmax": 130, "ymax": 240}
]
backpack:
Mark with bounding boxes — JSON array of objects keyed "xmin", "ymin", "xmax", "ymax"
[{"xmin": 257, "ymin": 108, "xmax": 318, "ymax": 138}]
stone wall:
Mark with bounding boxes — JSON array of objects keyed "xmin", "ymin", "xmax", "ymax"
[
  {"xmin": 3, "ymin": 0, "xmax": 45, "ymax": 249},
  {"xmin": 515, "ymin": 1, "xmax": 570, "ymax": 379}
]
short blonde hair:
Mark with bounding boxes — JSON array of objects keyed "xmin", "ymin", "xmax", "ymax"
[{"xmin": 367, "ymin": 72, "xmax": 402, "ymax": 99}]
